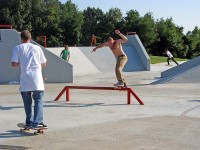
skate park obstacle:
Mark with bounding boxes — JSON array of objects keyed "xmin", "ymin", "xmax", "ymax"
[
  {"xmin": 55, "ymin": 86, "xmax": 144, "ymax": 105},
  {"xmin": 0, "ymin": 24, "xmax": 12, "ymax": 29}
]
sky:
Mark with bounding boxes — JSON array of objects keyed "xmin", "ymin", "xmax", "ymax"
[{"xmin": 60, "ymin": 0, "xmax": 200, "ymax": 34}]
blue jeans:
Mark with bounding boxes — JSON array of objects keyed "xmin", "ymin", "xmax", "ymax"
[{"xmin": 21, "ymin": 91, "xmax": 44, "ymax": 127}]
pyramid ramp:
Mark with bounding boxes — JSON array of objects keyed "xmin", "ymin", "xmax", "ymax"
[
  {"xmin": 0, "ymin": 29, "xmax": 72, "ymax": 83},
  {"xmin": 153, "ymin": 56, "xmax": 200, "ymax": 84},
  {"xmin": 46, "ymin": 47, "xmax": 100, "ymax": 76},
  {"xmin": 78, "ymin": 34, "xmax": 150, "ymax": 72}
]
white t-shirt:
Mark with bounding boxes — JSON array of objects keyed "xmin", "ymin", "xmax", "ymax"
[
  {"xmin": 166, "ymin": 51, "xmax": 173, "ymax": 58},
  {"xmin": 11, "ymin": 43, "xmax": 47, "ymax": 92}
]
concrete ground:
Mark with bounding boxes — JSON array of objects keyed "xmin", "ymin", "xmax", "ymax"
[{"xmin": 0, "ymin": 62, "xmax": 200, "ymax": 150}]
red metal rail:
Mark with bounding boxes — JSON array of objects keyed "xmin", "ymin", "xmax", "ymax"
[
  {"xmin": 55, "ymin": 86, "xmax": 144, "ymax": 105},
  {"xmin": 40, "ymin": 35, "xmax": 47, "ymax": 48},
  {"xmin": 127, "ymin": 32, "xmax": 136, "ymax": 35},
  {"xmin": 0, "ymin": 24, "xmax": 12, "ymax": 29}
]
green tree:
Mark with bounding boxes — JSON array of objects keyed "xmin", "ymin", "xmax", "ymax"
[
  {"xmin": 60, "ymin": 0, "xmax": 83, "ymax": 45},
  {"xmin": 98, "ymin": 8, "xmax": 124, "ymax": 42},
  {"xmin": 154, "ymin": 18, "xmax": 184, "ymax": 57},
  {"xmin": 185, "ymin": 26, "xmax": 200, "ymax": 58},
  {"xmin": 136, "ymin": 12, "xmax": 157, "ymax": 53},
  {"xmin": 124, "ymin": 9, "xmax": 140, "ymax": 32},
  {"xmin": 81, "ymin": 7, "xmax": 104, "ymax": 45},
  {"xmin": 42, "ymin": 0, "xmax": 63, "ymax": 46},
  {"xmin": 0, "ymin": 0, "xmax": 32, "ymax": 30}
]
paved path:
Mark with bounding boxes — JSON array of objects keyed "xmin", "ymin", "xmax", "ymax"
[{"xmin": 0, "ymin": 62, "xmax": 199, "ymax": 150}]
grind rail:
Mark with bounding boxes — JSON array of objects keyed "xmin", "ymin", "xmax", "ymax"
[{"xmin": 55, "ymin": 86, "xmax": 144, "ymax": 105}]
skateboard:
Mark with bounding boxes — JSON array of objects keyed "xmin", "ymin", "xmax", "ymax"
[
  {"xmin": 165, "ymin": 64, "xmax": 172, "ymax": 66},
  {"xmin": 113, "ymin": 83, "xmax": 128, "ymax": 89},
  {"xmin": 17, "ymin": 123, "xmax": 47, "ymax": 135}
]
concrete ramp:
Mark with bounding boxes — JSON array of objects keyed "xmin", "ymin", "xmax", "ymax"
[
  {"xmin": 48, "ymin": 34, "xmax": 150, "ymax": 75},
  {"xmin": 78, "ymin": 47, "xmax": 116, "ymax": 72},
  {"xmin": 153, "ymin": 56, "xmax": 200, "ymax": 84},
  {"xmin": 124, "ymin": 34, "xmax": 150, "ymax": 71},
  {"xmin": 78, "ymin": 34, "xmax": 150, "ymax": 72},
  {"xmin": 0, "ymin": 29, "xmax": 150, "ymax": 83},
  {"xmin": 46, "ymin": 47, "xmax": 100, "ymax": 76},
  {"xmin": 0, "ymin": 29, "xmax": 73, "ymax": 83},
  {"xmin": 123, "ymin": 45, "xmax": 144, "ymax": 71},
  {"xmin": 0, "ymin": 29, "xmax": 20, "ymax": 83}
]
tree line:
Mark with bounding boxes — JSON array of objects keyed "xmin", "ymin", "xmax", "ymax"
[{"xmin": 1, "ymin": 0, "xmax": 200, "ymax": 59}]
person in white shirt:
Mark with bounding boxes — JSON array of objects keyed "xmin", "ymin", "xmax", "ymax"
[
  {"xmin": 164, "ymin": 48, "xmax": 179, "ymax": 66},
  {"xmin": 11, "ymin": 30, "xmax": 47, "ymax": 129}
]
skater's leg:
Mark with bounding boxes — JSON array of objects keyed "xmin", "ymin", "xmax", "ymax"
[
  {"xmin": 167, "ymin": 58, "xmax": 171, "ymax": 65},
  {"xmin": 21, "ymin": 91, "xmax": 33, "ymax": 126},
  {"xmin": 32, "ymin": 90, "xmax": 44, "ymax": 127},
  {"xmin": 115, "ymin": 56, "xmax": 128, "ymax": 84},
  {"xmin": 172, "ymin": 57, "xmax": 179, "ymax": 65}
]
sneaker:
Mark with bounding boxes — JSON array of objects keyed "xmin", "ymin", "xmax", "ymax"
[
  {"xmin": 114, "ymin": 82, "xmax": 124, "ymax": 87},
  {"xmin": 38, "ymin": 123, "xmax": 48, "ymax": 129},
  {"xmin": 124, "ymin": 83, "xmax": 128, "ymax": 88},
  {"xmin": 24, "ymin": 124, "xmax": 32, "ymax": 129}
]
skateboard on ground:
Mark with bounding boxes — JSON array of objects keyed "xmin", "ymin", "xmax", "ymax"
[{"xmin": 17, "ymin": 123, "xmax": 47, "ymax": 135}]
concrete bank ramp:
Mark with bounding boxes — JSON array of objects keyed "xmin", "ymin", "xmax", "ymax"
[
  {"xmin": 0, "ymin": 29, "xmax": 150, "ymax": 83},
  {"xmin": 123, "ymin": 34, "xmax": 150, "ymax": 71},
  {"xmin": 46, "ymin": 47, "xmax": 100, "ymax": 76},
  {"xmin": 78, "ymin": 47, "xmax": 116, "ymax": 72},
  {"xmin": 0, "ymin": 29, "xmax": 72, "ymax": 83},
  {"xmin": 79, "ymin": 34, "xmax": 150, "ymax": 72},
  {"xmin": 47, "ymin": 34, "xmax": 150, "ymax": 77},
  {"xmin": 153, "ymin": 56, "xmax": 200, "ymax": 84}
]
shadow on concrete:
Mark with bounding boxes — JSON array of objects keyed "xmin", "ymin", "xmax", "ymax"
[
  {"xmin": 0, "ymin": 105, "xmax": 23, "ymax": 111},
  {"xmin": 128, "ymin": 84, "xmax": 151, "ymax": 86},
  {"xmin": 44, "ymin": 101, "xmax": 140, "ymax": 107},
  {"xmin": 0, "ymin": 130, "xmax": 33, "ymax": 140},
  {"xmin": 44, "ymin": 102, "xmax": 105, "ymax": 108},
  {"xmin": 0, "ymin": 145, "xmax": 29, "ymax": 150},
  {"xmin": 188, "ymin": 100, "xmax": 200, "ymax": 102}
]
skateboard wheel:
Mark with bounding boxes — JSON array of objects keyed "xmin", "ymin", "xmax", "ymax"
[{"xmin": 39, "ymin": 130, "xmax": 44, "ymax": 134}]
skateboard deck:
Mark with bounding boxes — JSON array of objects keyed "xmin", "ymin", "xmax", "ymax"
[
  {"xmin": 113, "ymin": 84, "xmax": 127, "ymax": 89},
  {"xmin": 17, "ymin": 123, "xmax": 47, "ymax": 135}
]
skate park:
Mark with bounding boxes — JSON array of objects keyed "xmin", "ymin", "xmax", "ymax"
[{"xmin": 0, "ymin": 28, "xmax": 200, "ymax": 150}]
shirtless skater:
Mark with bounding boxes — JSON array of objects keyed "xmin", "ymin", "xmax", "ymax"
[{"xmin": 92, "ymin": 30, "xmax": 128, "ymax": 87}]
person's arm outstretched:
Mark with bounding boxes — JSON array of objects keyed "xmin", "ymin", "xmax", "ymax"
[
  {"xmin": 115, "ymin": 30, "xmax": 127, "ymax": 43},
  {"xmin": 92, "ymin": 42, "xmax": 107, "ymax": 52}
]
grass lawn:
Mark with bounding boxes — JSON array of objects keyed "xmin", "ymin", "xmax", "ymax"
[{"xmin": 150, "ymin": 55, "xmax": 188, "ymax": 64}]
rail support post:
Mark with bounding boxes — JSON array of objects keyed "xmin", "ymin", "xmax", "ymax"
[
  {"xmin": 66, "ymin": 87, "xmax": 70, "ymax": 101},
  {"xmin": 55, "ymin": 87, "xmax": 66, "ymax": 101},
  {"xmin": 129, "ymin": 88, "xmax": 144, "ymax": 105},
  {"xmin": 127, "ymin": 89, "xmax": 131, "ymax": 104}
]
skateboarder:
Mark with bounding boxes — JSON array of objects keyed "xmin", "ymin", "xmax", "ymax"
[
  {"xmin": 163, "ymin": 48, "xmax": 179, "ymax": 66},
  {"xmin": 92, "ymin": 29, "xmax": 128, "ymax": 87},
  {"xmin": 11, "ymin": 30, "xmax": 48, "ymax": 129}
]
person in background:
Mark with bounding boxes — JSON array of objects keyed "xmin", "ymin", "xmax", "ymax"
[
  {"xmin": 163, "ymin": 48, "xmax": 179, "ymax": 66},
  {"xmin": 11, "ymin": 30, "xmax": 47, "ymax": 129},
  {"xmin": 60, "ymin": 45, "xmax": 70, "ymax": 62},
  {"xmin": 91, "ymin": 34, "xmax": 97, "ymax": 46}
]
